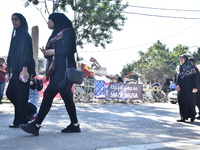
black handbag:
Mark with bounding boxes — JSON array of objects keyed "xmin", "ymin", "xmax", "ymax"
[
  {"xmin": 57, "ymin": 56, "xmax": 84, "ymax": 88},
  {"xmin": 65, "ymin": 67, "xmax": 84, "ymax": 84}
]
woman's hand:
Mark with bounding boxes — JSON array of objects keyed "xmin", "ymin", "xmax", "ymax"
[
  {"xmin": 40, "ymin": 46, "xmax": 55, "ymax": 57},
  {"xmin": 20, "ymin": 67, "xmax": 29, "ymax": 81},
  {"xmin": 40, "ymin": 46, "xmax": 47, "ymax": 57},
  {"xmin": 45, "ymin": 49, "xmax": 55, "ymax": 56},
  {"xmin": 176, "ymin": 85, "xmax": 181, "ymax": 91},
  {"xmin": 192, "ymin": 88, "xmax": 198, "ymax": 93}
]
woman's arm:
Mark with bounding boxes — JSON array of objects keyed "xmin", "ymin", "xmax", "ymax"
[
  {"xmin": 191, "ymin": 70, "xmax": 198, "ymax": 93},
  {"xmin": 21, "ymin": 34, "xmax": 35, "ymax": 80}
]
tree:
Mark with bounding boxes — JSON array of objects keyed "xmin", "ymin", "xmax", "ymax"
[
  {"xmin": 23, "ymin": 0, "xmax": 128, "ymax": 48},
  {"xmin": 121, "ymin": 41, "xmax": 190, "ymax": 85},
  {"xmin": 120, "ymin": 62, "xmax": 139, "ymax": 82},
  {"xmin": 135, "ymin": 41, "xmax": 172, "ymax": 83},
  {"xmin": 189, "ymin": 47, "xmax": 200, "ymax": 64}
]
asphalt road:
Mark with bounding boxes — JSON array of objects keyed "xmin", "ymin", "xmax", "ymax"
[{"xmin": 1, "ymin": 100, "xmax": 200, "ymax": 150}]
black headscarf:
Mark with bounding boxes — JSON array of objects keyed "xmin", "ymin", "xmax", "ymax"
[
  {"xmin": 48, "ymin": 13, "xmax": 76, "ymax": 41},
  {"xmin": 12, "ymin": 13, "xmax": 28, "ymax": 33},
  {"xmin": 177, "ymin": 54, "xmax": 196, "ymax": 79},
  {"xmin": 180, "ymin": 54, "xmax": 189, "ymax": 65}
]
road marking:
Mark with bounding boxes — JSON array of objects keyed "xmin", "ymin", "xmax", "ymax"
[{"xmin": 97, "ymin": 139, "xmax": 200, "ymax": 150}]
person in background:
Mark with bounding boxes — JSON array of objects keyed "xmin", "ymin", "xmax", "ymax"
[
  {"xmin": 27, "ymin": 76, "xmax": 43, "ymax": 122},
  {"xmin": 0, "ymin": 58, "xmax": 7, "ymax": 104},
  {"xmin": 19, "ymin": 13, "xmax": 80, "ymax": 136},
  {"xmin": 6, "ymin": 13, "xmax": 35, "ymax": 128},
  {"xmin": 169, "ymin": 81, "xmax": 176, "ymax": 91},
  {"xmin": 189, "ymin": 57, "xmax": 200, "ymax": 119},
  {"xmin": 175, "ymin": 54, "xmax": 198, "ymax": 122}
]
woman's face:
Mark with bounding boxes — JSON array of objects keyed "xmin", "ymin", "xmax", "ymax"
[
  {"xmin": 179, "ymin": 57, "xmax": 185, "ymax": 64},
  {"xmin": 12, "ymin": 15, "xmax": 21, "ymax": 28},
  {"xmin": 47, "ymin": 19, "xmax": 54, "ymax": 29}
]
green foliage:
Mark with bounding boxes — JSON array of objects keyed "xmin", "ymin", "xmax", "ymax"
[
  {"xmin": 73, "ymin": 0, "xmax": 128, "ymax": 48},
  {"xmin": 120, "ymin": 62, "xmax": 138, "ymax": 81},
  {"xmin": 22, "ymin": 0, "xmax": 128, "ymax": 49},
  {"xmin": 188, "ymin": 47, "xmax": 200, "ymax": 64},
  {"xmin": 121, "ymin": 41, "xmax": 190, "ymax": 84}
]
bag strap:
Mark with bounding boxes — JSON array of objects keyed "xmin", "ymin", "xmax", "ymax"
[
  {"xmin": 75, "ymin": 51, "xmax": 80, "ymax": 62},
  {"xmin": 66, "ymin": 51, "xmax": 79, "ymax": 69}
]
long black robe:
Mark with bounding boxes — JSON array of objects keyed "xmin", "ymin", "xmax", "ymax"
[
  {"xmin": 194, "ymin": 66, "xmax": 200, "ymax": 115},
  {"xmin": 6, "ymin": 13, "xmax": 35, "ymax": 125},
  {"xmin": 177, "ymin": 65, "xmax": 197, "ymax": 120}
]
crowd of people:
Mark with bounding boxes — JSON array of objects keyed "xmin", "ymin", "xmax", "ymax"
[{"xmin": 1, "ymin": 12, "xmax": 200, "ymax": 137}]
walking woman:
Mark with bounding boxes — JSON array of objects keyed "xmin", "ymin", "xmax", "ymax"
[
  {"xmin": 175, "ymin": 54, "xmax": 198, "ymax": 122},
  {"xmin": 20, "ymin": 13, "xmax": 80, "ymax": 136},
  {"xmin": 6, "ymin": 13, "xmax": 35, "ymax": 128}
]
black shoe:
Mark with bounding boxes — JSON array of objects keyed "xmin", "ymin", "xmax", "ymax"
[
  {"xmin": 9, "ymin": 124, "xmax": 19, "ymax": 128},
  {"xmin": 196, "ymin": 116, "xmax": 200, "ymax": 119},
  {"xmin": 177, "ymin": 119, "xmax": 185, "ymax": 122},
  {"xmin": 19, "ymin": 122, "xmax": 40, "ymax": 136},
  {"xmin": 61, "ymin": 123, "xmax": 81, "ymax": 133}
]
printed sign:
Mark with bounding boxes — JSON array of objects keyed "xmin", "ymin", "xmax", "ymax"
[
  {"xmin": 94, "ymin": 80, "xmax": 143, "ymax": 100},
  {"xmin": 107, "ymin": 83, "xmax": 143, "ymax": 100}
]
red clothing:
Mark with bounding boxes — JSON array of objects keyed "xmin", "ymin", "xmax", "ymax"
[
  {"xmin": 0, "ymin": 65, "xmax": 6, "ymax": 82},
  {"xmin": 82, "ymin": 68, "xmax": 94, "ymax": 78}
]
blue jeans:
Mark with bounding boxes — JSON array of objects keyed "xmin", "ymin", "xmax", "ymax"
[{"xmin": 0, "ymin": 81, "xmax": 5, "ymax": 101}]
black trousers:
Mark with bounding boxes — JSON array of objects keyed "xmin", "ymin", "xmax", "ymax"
[
  {"xmin": 35, "ymin": 71, "xmax": 78, "ymax": 125},
  {"xmin": 6, "ymin": 77, "xmax": 29, "ymax": 125}
]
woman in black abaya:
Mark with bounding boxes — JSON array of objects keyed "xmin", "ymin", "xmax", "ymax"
[
  {"xmin": 6, "ymin": 13, "xmax": 35, "ymax": 127},
  {"xmin": 176, "ymin": 54, "xmax": 198, "ymax": 122}
]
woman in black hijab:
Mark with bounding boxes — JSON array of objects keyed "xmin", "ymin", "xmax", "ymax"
[
  {"xmin": 175, "ymin": 54, "xmax": 198, "ymax": 122},
  {"xmin": 6, "ymin": 13, "xmax": 35, "ymax": 128},
  {"xmin": 20, "ymin": 13, "xmax": 80, "ymax": 136}
]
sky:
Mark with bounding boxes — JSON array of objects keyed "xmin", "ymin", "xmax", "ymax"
[{"xmin": 1, "ymin": 0, "xmax": 200, "ymax": 75}]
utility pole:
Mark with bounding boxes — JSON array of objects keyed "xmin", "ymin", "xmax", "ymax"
[{"xmin": 31, "ymin": 26, "xmax": 39, "ymax": 75}]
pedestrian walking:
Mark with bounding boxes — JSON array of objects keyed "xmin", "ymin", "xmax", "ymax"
[
  {"xmin": 20, "ymin": 13, "xmax": 80, "ymax": 136},
  {"xmin": 6, "ymin": 13, "xmax": 35, "ymax": 128}
]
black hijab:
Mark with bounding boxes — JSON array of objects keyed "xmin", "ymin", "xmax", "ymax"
[
  {"xmin": 12, "ymin": 13, "xmax": 28, "ymax": 34},
  {"xmin": 48, "ymin": 13, "xmax": 76, "ymax": 41},
  {"xmin": 177, "ymin": 54, "xmax": 196, "ymax": 79}
]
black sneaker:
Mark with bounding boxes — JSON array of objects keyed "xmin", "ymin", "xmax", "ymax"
[
  {"xmin": 19, "ymin": 122, "xmax": 40, "ymax": 136},
  {"xmin": 61, "ymin": 123, "xmax": 81, "ymax": 133}
]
